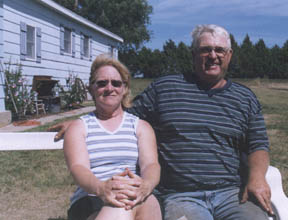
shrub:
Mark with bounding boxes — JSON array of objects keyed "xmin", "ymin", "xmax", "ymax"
[
  {"xmin": 57, "ymin": 73, "xmax": 87, "ymax": 109},
  {"xmin": 3, "ymin": 64, "xmax": 36, "ymax": 119}
]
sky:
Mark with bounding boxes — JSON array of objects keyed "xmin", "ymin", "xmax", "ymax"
[{"xmin": 144, "ymin": 0, "xmax": 288, "ymax": 50}]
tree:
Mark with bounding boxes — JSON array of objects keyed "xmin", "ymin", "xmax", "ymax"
[
  {"xmin": 137, "ymin": 47, "xmax": 165, "ymax": 78},
  {"xmin": 280, "ymin": 40, "xmax": 288, "ymax": 79},
  {"xmin": 228, "ymin": 34, "xmax": 241, "ymax": 78},
  {"xmin": 239, "ymin": 34, "xmax": 256, "ymax": 78},
  {"xmin": 53, "ymin": 0, "xmax": 77, "ymax": 10},
  {"xmin": 162, "ymin": 39, "xmax": 179, "ymax": 75},
  {"xmin": 269, "ymin": 45, "xmax": 283, "ymax": 78},
  {"xmin": 269, "ymin": 41, "xmax": 288, "ymax": 79},
  {"xmin": 175, "ymin": 42, "xmax": 193, "ymax": 75},
  {"xmin": 150, "ymin": 49, "xmax": 166, "ymax": 77},
  {"xmin": 254, "ymin": 39, "xmax": 270, "ymax": 78}
]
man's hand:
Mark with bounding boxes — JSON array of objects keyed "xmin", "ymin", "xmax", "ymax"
[
  {"xmin": 241, "ymin": 150, "xmax": 273, "ymax": 215},
  {"xmin": 241, "ymin": 174, "xmax": 273, "ymax": 215},
  {"xmin": 47, "ymin": 120, "xmax": 74, "ymax": 141}
]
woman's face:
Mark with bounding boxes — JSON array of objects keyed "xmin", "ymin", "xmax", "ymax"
[{"xmin": 90, "ymin": 65, "xmax": 126, "ymax": 111}]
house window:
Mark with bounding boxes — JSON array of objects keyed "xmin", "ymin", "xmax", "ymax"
[
  {"xmin": 80, "ymin": 33, "xmax": 91, "ymax": 59},
  {"xmin": 83, "ymin": 35, "xmax": 89, "ymax": 58},
  {"xmin": 20, "ymin": 22, "xmax": 41, "ymax": 62},
  {"xmin": 64, "ymin": 27, "xmax": 72, "ymax": 54},
  {"xmin": 110, "ymin": 46, "xmax": 114, "ymax": 58},
  {"xmin": 26, "ymin": 25, "xmax": 35, "ymax": 59}
]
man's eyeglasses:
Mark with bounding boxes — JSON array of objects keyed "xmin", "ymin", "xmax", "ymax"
[
  {"xmin": 93, "ymin": 80, "xmax": 125, "ymax": 88},
  {"xmin": 197, "ymin": 46, "xmax": 230, "ymax": 57}
]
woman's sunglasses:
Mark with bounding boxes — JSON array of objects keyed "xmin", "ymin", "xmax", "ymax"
[{"xmin": 93, "ymin": 80, "xmax": 124, "ymax": 88}]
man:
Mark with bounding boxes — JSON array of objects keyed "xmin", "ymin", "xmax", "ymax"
[{"xmin": 51, "ymin": 24, "xmax": 273, "ymax": 219}]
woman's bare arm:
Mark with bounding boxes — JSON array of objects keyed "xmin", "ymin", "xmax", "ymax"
[{"xmin": 64, "ymin": 119, "xmax": 126, "ymax": 207}]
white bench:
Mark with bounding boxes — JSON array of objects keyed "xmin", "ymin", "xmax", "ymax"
[
  {"xmin": 0, "ymin": 132, "xmax": 287, "ymax": 220},
  {"xmin": 0, "ymin": 132, "xmax": 63, "ymax": 151}
]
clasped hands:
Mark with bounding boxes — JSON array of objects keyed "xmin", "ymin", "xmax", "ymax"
[{"xmin": 98, "ymin": 168, "xmax": 151, "ymax": 210}]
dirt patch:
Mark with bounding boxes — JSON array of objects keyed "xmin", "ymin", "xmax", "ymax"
[
  {"xmin": 263, "ymin": 114, "xmax": 281, "ymax": 125},
  {"xmin": 13, "ymin": 120, "xmax": 41, "ymax": 126},
  {"xmin": 268, "ymin": 83, "xmax": 288, "ymax": 90},
  {"xmin": 0, "ymin": 187, "xmax": 74, "ymax": 220}
]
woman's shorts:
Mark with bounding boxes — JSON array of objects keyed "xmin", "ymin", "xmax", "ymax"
[{"xmin": 68, "ymin": 196, "xmax": 104, "ymax": 220}]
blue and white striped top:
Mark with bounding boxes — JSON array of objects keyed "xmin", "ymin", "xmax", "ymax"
[
  {"xmin": 70, "ymin": 111, "xmax": 139, "ymax": 205},
  {"xmin": 129, "ymin": 74, "xmax": 269, "ymax": 193}
]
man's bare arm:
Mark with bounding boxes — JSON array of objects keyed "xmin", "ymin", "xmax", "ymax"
[
  {"xmin": 241, "ymin": 150, "xmax": 273, "ymax": 215},
  {"xmin": 47, "ymin": 120, "xmax": 75, "ymax": 141}
]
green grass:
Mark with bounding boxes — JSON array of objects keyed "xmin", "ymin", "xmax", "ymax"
[
  {"xmin": 130, "ymin": 78, "xmax": 152, "ymax": 97},
  {"xmin": 0, "ymin": 150, "xmax": 72, "ymax": 192},
  {"xmin": 1, "ymin": 78, "xmax": 287, "ymax": 219}
]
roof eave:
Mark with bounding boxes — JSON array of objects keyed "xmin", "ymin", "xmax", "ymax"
[{"xmin": 34, "ymin": 0, "xmax": 124, "ymax": 43}]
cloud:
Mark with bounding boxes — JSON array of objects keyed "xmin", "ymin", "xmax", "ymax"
[
  {"xmin": 146, "ymin": 0, "xmax": 288, "ymax": 49},
  {"xmin": 150, "ymin": 0, "xmax": 288, "ymax": 24}
]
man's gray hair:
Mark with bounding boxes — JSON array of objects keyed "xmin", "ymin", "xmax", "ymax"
[{"xmin": 191, "ymin": 24, "xmax": 231, "ymax": 49}]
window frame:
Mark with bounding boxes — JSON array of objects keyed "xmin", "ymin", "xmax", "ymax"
[
  {"xmin": 20, "ymin": 22, "xmax": 41, "ymax": 62},
  {"xmin": 63, "ymin": 27, "xmax": 72, "ymax": 54},
  {"xmin": 83, "ymin": 34, "xmax": 89, "ymax": 58},
  {"xmin": 26, "ymin": 25, "xmax": 36, "ymax": 60},
  {"xmin": 80, "ymin": 33, "xmax": 92, "ymax": 60}
]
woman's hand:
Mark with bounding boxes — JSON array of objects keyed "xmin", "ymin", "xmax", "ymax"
[
  {"xmin": 112, "ymin": 168, "xmax": 153, "ymax": 210},
  {"xmin": 97, "ymin": 178, "xmax": 128, "ymax": 208}
]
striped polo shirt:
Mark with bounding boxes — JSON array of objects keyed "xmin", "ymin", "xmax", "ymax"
[
  {"xmin": 70, "ymin": 111, "xmax": 139, "ymax": 204},
  {"xmin": 128, "ymin": 74, "xmax": 269, "ymax": 193}
]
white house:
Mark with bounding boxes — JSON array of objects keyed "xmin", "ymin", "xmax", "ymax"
[{"xmin": 0, "ymin": 0, "xmax": 123, "ymax": 126}]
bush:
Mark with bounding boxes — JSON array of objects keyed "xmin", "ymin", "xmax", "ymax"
[
  {"xmin": 57, "ymin": 73, "xmax": 87, "ymax": 109},
  {"xmin": 3, "ymin": 64, "xmax": 36, "ymax": 119}
]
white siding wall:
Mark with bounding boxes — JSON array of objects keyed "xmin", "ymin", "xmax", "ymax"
[
  {"xmin": 0, "ymin": 0, "xmax": 5, "ymax": 111},
  {"xmin": 0, "ymin": 0, "xmax": 120, "ymax": 112}
]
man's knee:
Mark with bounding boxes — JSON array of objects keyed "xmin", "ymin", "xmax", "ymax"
[
  {"xmin": 237, "ymin": 201, "xmax": 269, "ymax": 220},
  {"xmin": 219, "ymin": 200, "xmax": 269, "ymax": 220},
  {"xmin": 163, "ymin": 200, "xmax": 212, "ymax": 220}
]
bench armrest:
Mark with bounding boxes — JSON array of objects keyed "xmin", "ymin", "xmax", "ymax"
[{"xmin": 266, "ymin": 165, "xmax": 288, "ymax": 220}]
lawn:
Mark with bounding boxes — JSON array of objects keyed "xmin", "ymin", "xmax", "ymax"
[
  {"xmin": 238, "ymin": 78, "xmax": 288, "ymax": 196},
  {"xmin": 0, "ymin": 77, "xmax": 287, "ymax": 220}
]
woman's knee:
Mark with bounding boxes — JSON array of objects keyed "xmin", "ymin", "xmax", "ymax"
[
  {"xmin": 94, "ymin": 206, "xmax": 134, "ymax": 220},
  {"xmin": 135, "ymin": 195, "xmax": 162, "ymax": 220}
]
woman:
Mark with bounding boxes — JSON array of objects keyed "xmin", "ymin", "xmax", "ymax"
[{"xmin": 64, "ymin": 55, "xmax": 161, "ymax": 220}]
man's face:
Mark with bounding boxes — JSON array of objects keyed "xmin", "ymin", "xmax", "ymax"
[{"xmin": 193, "ymin": 33, "xmax": 232, "ymax": 82}]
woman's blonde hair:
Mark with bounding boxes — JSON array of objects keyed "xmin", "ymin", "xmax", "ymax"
[{"xmin": 89, "ymin": 54, "xmax": 132, "ymax": 108}]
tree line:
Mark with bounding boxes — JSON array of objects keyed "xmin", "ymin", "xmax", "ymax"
[
  {"xmin": 121, "ymin": 35, "xmax": 288, "ymax": 79},
  {"xmin": 53, "ymin": 0, "xmax": 288, "ymax": 79}
]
